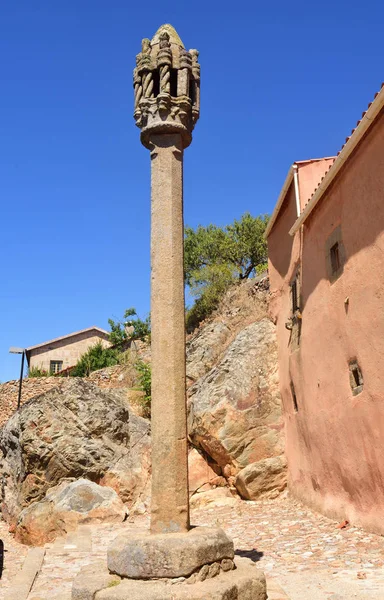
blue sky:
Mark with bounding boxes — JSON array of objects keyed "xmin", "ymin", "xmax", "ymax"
[{"xmin": 1, "ymin": 1, "xmax": 383, "ymax": 381}]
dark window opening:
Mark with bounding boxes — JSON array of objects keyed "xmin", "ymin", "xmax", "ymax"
[
  {"xmin": 330, "ymin": 242, "xmax": 340, "ymax": 274},
  {"xmin": 291, "ymin": 280, "xmax": 298, "ymax": 313},
  {"xmin": 50, "ymin": 360, "xmax": 63, "ymax": 375},
  {"xmin": 290, "ymin": 381, "xmax": 298, "ymax": 412},
  {"xmin": 189, "ymin": 78, "xmax": 196, "ymax": 105},
  {"xmin": 152, "ymin": 70, "xmax": 160, "ymax": 97},
  {"xmin": 170, "ymin": 69, "xmax": 178, "ymax": 96},
  {"xmin": 349, "ymin": 361, "xmax": 363, "ymax": 395}
]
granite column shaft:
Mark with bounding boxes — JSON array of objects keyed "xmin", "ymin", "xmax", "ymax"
[{"xmin": 149, "ymin": 132, "xmax": 189, "ymax": 534}]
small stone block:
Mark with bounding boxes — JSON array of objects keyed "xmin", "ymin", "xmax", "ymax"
[
  {"xmin": 107, "ymin": 526, "xmax": 234, "ymax": 579},
  {"xmin": 221, "ymin": 558, "xmax": 234, "ymax": 572},
  {"xmin": 208, "ymin": 562, "xmax": 220, "ymax": 578},
  {"xmin": 72, "ymin": 562, "xmax": 120, "ymax": 600},
  {"xmin": 198, "ymin": 564, "xmax": 210, "ymax": 582}
]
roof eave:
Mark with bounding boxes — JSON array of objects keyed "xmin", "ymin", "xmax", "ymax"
[
  {"xmin": 289, "ymin": 86, "xmax": 384, "ymax": 236},
  {"xmin": 264, "ymin": 166, "xmax": 294, "ymax": 238},
  {"xmin": 26, "ymin": 326, "xmax": 109, "ymax": 352}
]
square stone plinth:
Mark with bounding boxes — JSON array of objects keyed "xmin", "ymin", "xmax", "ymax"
[
  {"xmin": 107, "ymin": 526, "xmax": 234, "ymax": 579},
  {"xmin": 72, "ymin": 558, "xmax": 267, "ymax": 600}
]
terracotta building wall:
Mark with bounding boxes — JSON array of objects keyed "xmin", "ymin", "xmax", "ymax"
[
  {"xmin": 28, "ymin": 330, "xmax": 111, "ymax": 372},
  {"xmin": 268, "ymin": 183, "xmax": 301, "ymax": 441},
  {"xmin": 270, "ymin": 111, "xmax": 384, "ymax": 535}
]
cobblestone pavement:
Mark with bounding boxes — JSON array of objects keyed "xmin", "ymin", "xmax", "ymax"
[
  {"xmin": 0, "ymin": 520, "xmax": 29, "ymax": 598},
  {"xmin": 1, "ymin": 494, "xmax": 384, "ymax": 599}
]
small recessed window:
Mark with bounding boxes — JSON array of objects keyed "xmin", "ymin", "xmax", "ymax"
[
  {"xmin": 330, "ymin": 242, "xmax": 340, "ymax": 274},
  {"xmin": 349, "ymin": 361, "xmax": 363, "ymax": 395},
  {"xmin": 50, "ymin": 360, "xmax": 63, "ymax": 374},
  {"xmin": 326, "ymin": 226, "xmax": 344, "ymax": 282},
  {"xmin": 290, "ymin": 381, "xmax": 298, "ymax": 412}
]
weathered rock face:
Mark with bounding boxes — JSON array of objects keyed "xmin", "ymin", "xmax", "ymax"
[
  {"xmin": 0, "ymin": 379, "xmax": 150, "ymax": 526},
  {"xmin": 187, "ymin": 314, "xmax": 285, "ymax": 498},
  {"xmin": 99, "ymin": 411, "xmax": 151, "ymax": 507},
  {"xmin": 186, "ymin": 322, "xmax": 230, "ymax": 384},
  {"xmin": 15, "ymin": 479, "xmax": 127, "ymax": 546},
  {"xmin": 188, "ymin": 448, "xmax": 225, "ymax": 495}
]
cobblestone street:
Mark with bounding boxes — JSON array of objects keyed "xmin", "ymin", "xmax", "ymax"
[{"xmin": 1, "ymin": 494, "xmax": 384, "ymax": 599}]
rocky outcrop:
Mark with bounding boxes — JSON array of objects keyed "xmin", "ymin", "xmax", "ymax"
[
  {"xmin": 99, "ymin": 410, "xmax": 151, "ymax": 507},
  {"xmin": 0, "ymin": 379, "xmax": 150, "ymax": 527},
  {"xmin": 188, "ymin": 448, "xmax": 226, "ymax": 494},
  {"xmin": 187, "ymin": 308, "xmax": 285, "ymax": 499},
  {"xmin": 15, "ymin": 479, "xmax": 127, "ymax": 546},
  {"xmin": 186, "ymin": 322, "xmax": 230, "ymax": 383}
]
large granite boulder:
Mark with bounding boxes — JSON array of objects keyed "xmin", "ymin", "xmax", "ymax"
[
  {"xmin": 235, "ymin": 455, "xmax": 287, "ymax": 500},
  {"xmin": 0, "ymin": 379, "xmax": 150, "ymax": 527},
  {"xmin": 15, "ymin": 479, "xmax": 127, "ymax": 546},
  {"xmin": 187, "ymin": 318, "xmax": 285, "ymax": 497}
]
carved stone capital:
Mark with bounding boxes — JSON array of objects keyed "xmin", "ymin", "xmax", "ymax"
[{"xmin": 133, "ymin": 24, "xmax": 200, "ymax": 149}]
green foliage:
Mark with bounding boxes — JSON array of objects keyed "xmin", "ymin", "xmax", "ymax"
[
  {"xmin": 28, "ymin": 366, "xmax": 50, "ymax": 378},
  {"xmin": 184, "ymin": 224, "xmax": 228, "ymax": 285},
  {"xmin": 184, "ymin": 213, "xmax": 270, "ymax": 329},
  {"xmin": 135, "ymin": 359, "xmax": 151, "ymax": 418},
  {"xmin": 108, "ymin": 308, "xmax": 151, "ymax": 348},
  {"xmin": 225, "ymin": 213, "xmax": 270, "ymax": 279},
  {"xmin": 70, "ymin": 342, "xmax": 120, "ymax": 377},
  {"xmin": 184, "ymin": 213, "xmax": 269, "ymax": 283}
]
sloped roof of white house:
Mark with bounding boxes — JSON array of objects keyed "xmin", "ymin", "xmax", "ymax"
[{"xmin": 26, "ymin": 326, "xmax": 109, "ymax": 352}]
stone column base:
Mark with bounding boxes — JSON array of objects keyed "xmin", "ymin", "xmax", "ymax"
[
  {"xmin": 72, "ymin": 527, "xmax": 267, "ymax": 600},
  {"xmin": 72, "ymin": 557, "xmax": 267, "ymax": 600},
  {"xmin": 107, "ymin": 526, "xmax": 234, "ymax": 579}
]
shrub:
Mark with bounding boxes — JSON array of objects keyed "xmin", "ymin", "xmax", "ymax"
[
  {"xmin": 186, "ymin": 263, "xmax": 235, "ymax": 331},
  {"xmin": 28, "ymin": 366, "xmax": 50, "ymax": 378},
  {"xmin": 70, "ymin": 342, "xmax": 120, "ymax": 377},
  {"xmin": 135, "ymin": 359, "xmax": 151, "ymax": 418}
]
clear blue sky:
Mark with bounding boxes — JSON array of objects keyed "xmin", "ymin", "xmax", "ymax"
[{"xmin": 1, "ymin": 1, "xmax": 383, "ymax": 381}]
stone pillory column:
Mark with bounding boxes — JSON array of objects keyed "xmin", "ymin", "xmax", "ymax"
[
  {"xmin": 72, "ymin": 24, "xmax": 267, "ymax": 600},
  {"xmin": 133, "ymin": 24, "xmax": 200, "ymax": 535}
]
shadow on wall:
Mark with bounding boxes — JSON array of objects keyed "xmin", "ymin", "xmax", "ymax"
[
  {"xmin": 300, "ymin": 117, "xmax": 384, "ymax": 311},
  {"xmin": 0, "ymin": 539, "xmax": 4, "ymax": 579}
]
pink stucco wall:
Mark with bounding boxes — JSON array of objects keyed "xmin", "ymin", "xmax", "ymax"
[{"xmin": 268, "ymin": 115, "xmax": 384, "ymax": 535}]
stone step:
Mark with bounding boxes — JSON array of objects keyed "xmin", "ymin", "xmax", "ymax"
[
  {"xmin": 266, "ymin": 577, "xmax": 291, "ymax": 600},
  {"xmin": 5, "ymin": 548, "xmax": 45, "ymax": 600}
]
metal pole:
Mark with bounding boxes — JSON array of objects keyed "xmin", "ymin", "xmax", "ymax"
[{"xmin": 17, "ymin": 351, "xmax": 25, "ymax": 410}]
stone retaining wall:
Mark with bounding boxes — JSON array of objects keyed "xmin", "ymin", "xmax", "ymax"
[
  {"xmin": 0, "ymin": 358, "xmax": 148, "ymax": 428},
  {"xmin": 0, "ymin": 377, "xmax": 63, "ymax": 427}
]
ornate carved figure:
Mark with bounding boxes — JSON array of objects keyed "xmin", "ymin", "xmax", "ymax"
[
  {"xmin": 159, "ymin": 30, "xmax": 170, "ymax": 49},
  {"xmin": 133, "ymin": 68, "xmax": 143, "ymax": 109},
  {"xmin": 141, "ymin": 38, "xmax": 151, "ymax": 54}
]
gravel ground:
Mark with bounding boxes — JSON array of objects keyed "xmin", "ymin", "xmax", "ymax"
[{"xmin": 1, "ymin": 493, "xmax": 383, "ymax": 599}]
